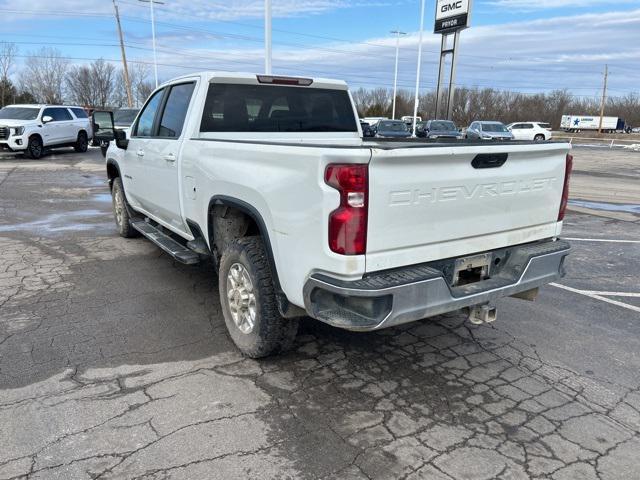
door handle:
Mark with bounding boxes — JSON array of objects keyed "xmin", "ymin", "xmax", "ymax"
[
  {"xmin": 164, "ymin": 153, "xmax": 176, "ymax": 163},
  {"xmin": 136, "ymin": 149, "xmax": 145, "ymax": 157}
]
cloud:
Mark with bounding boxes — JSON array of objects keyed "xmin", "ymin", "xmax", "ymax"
[
  {"xmin": 486, "ymin": 0, "xmax": 640, "ymax": 12},
  {"xmin": 137, "ymin": 7, "xmax": 640, "ymax": 97},
  {"xmin": 0, "ymin": 0, "xmax": 402, "ymax": 21}
]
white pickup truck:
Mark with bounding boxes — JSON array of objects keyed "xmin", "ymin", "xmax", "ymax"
[{"xmin": 94, "ymin": 72, "xmax": 572, "ymax": 358}]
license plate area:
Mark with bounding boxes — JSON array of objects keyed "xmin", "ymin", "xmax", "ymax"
[{"xmin": 453, "ymin": 253, "xmax": 491, "ymax": 286}]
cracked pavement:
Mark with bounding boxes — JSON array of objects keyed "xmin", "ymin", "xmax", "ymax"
[{"xmin": 1, "ymin": 148, "xmax": 639, "ymax": 479}]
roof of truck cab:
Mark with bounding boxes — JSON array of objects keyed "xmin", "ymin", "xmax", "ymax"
[{"xmin": 160, "ymin": 72, "xmax": 349, "ymax": 90}]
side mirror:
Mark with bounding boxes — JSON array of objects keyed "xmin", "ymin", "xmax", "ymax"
[
  {"xmin": 42, "ymin": 115, "xmax": 53, "ymax": 124},
  {"xmin": 91, "ymin": 111, "xmax": 115, "ymax": 143},
  {"xmin": 363, "ymin": 126, "xmax": 375, "ymax": 138},
  {"xmin": 115, "ymin": 128, "xmax": 129, "ymax": 150}
]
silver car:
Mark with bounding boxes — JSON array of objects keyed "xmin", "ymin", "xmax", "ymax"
[{"xmin": 466, "ymin": 121, "xmax": 514, "ymax": 141}]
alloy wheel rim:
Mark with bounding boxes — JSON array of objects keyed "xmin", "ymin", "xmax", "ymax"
[
  {"xmin": 226, "ymin": 263, "xmax": 256, "ymax": 334},
  {"xmin": 114, "ymin": 190, "xmax": 124, "ymax": 226}
]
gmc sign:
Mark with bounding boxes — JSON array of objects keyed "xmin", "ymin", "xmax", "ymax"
[{"xmin": 434, "ymin": 0, "xmax": 470, "ymax": 33}]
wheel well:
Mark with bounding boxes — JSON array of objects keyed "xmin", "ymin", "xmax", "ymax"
[
  {"xmin": 28, "ymin": 133, "xmax": 42, "ymax": 143},
  {"xmin": 208, "ymin": 204, "xmax": 259, "ymax": 261},
  {"xmin": 78, "ymin": 130, "xmax": 87, "ymax": 139},
  {"xmin": 106, "ymin": 161, "xmax": 120, "ymax": 190}
]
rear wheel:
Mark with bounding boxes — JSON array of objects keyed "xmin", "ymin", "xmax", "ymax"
[
  {"xmin": 74, "ymin": 131, "xmax": 88, "ymax": 153},
  {"xmin": 219, "ymin": 236, "xmax": 298, "ymax": 358},
  {"xmin": 111, "ymin": 177, "xmax": 138, "ymax": 238},
  {"xmin": 534, "ymin": 134, "xmax": 545, "ymax": 142},
  {"xmin": 25, "ymin": 135, "xmax": 43, "ymax": 159}
]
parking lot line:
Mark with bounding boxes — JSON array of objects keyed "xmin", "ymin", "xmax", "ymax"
[
  {"xmin": 564, "ymin": 237, "xmax": 640, "ymax": 244},
  {"xmin": 551, "ymin": 283, "xmax": 640, "ymax": 314}
]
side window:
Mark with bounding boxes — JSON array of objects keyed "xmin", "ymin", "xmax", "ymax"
[
  {"xmin": 54, "ymin": 108, "xmax": 72, "ymax": 121},
  {"xmin": 134, "ymin": 89, "xmax": 164, "ymax": 137},
  {"xmin": 522, "ymin": 123, "xmax": 534, "ymax": 129},
  {"xmin": 71, "ymin": 108, "xmax": 88, "ymax": 119},
  {"xmin": 158, "ymin": 83, "xmax": 196, "ymax": 138},
  {"xmin": 42, "ymin": 108, "xmax": 55, "ymax": 121}
]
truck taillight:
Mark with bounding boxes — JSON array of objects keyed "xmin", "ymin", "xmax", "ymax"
[
  {"xmin": 325, "ymin": 164, "xmax": 368, "ymax": 255},
  {"xmin": 558, "ymin": 154, "xmax": 573, "ymax": 221}
]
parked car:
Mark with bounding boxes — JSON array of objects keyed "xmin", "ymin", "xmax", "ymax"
[
  {"xmin": 373, "ymin": 119, "xmax": 411, "ymax": 138},
  {"xmin": 0, "ymin": 104, "xmax": 92, "ymax": 159},
  {"xmin": 507, "ymin": 122, "xmax": 552, "ymax": 141},
  {"xmin": 466, "ymin": 121, "xmax": 514, "ymax": 141},
  {"xmin": 94, "ymin": 72, "xmax": 571, "ymax": 358},
  {"xmin": 360, "ymin": 122, "xmax": 375, "ymax": 138},
  {"xmin": 113, "ymin": 108, "xmax": 140, "ymax": 129},
  {"xmin": 95, "ymin": 108, "xmax": 140, "ymax": 157},
  {"xmin": 418, "ymin": 119, "xmax": 462, "ymax": 139}
]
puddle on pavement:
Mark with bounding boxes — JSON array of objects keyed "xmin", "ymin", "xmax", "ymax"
[
  {"xmin": 0, "ymin": 209, "xmax": 112, "ymax": 234},
  {"xmin": 568, "ymin": 199, "xmax": 640, "ymax": 214}
]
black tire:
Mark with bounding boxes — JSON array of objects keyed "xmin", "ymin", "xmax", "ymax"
[
  {"xmin": 74, "ymin": 131, "xmax": 88, "ymax": 153},
  {"xmin": 534, "ymin": 134, "xmax": 545, "ymax": 142},
  {"xmin": 111, "ymin": 177, "xmax": 138, "ymax": 238},
  {"xmin": 219, "ymin": 237, "xmax": 298, "ymax": 358},
  {"xmin": 25, "ymin": 135, "xmax": 44, "ymax": 159}
]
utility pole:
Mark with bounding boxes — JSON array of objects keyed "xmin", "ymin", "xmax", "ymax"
[
  {"xmin": 412, "ymin": 0, "xmax": 426, "ymax": 137},
  {"xmin": 265, "ymin": 0, "xmax": 272, "ymax": 74},
  {"xmin": 113, "ymin": 0, "xmax": 133, "ymax": 107},
  {"xmin": 390, "ymin": 29, "xmax": 406, "ymax": 120},
  {"xmin": 139, "ymin": 0, "xmax": 164, "ymax": 88},
  {"xmin": 598, "ymin": 64, "xmax": 608, "ymax": 134}
]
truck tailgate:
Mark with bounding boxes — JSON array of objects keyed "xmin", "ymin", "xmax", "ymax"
[{"xmin": 366, "ymin": 143, "xmax": 570, "ymax": 272}]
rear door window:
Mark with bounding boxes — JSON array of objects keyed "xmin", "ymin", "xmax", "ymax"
[
  {"xmin": 200, "ymin": 83, "xmax": 357, "ymax": 133},
  {"xmin": 71, "ymin": 108, "xmax": 88, "ymax": 119},
  {"xmin": 158, "ymin": 82, "xmax": 196, "ymax": 138}
]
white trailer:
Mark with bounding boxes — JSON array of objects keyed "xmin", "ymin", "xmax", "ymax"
[{"xmin": 561, "ymin": 115, "xmax": 623, "ymax": 133}]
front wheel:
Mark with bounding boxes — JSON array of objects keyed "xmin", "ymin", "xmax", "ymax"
[
  {"xmin": 219, "ymin": 237, "xmax": 298, "ymax": 358},
  {"xmin": 25, "ymin": 135, "xmax": 44, "ymax": 159},
  {"xmin": 111, "ymin": 177, "xmax": 138, "ymax": 238}
]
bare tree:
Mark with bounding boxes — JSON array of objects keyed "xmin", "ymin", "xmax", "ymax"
[
  {"xmin": 0, "ymin": 43, "xmax": 18, "ymax": 106},
  {"xmin": 20, "ymin": 48, "xmax": 69, "ymax": 104},
  {"xmin": 92, "ymin": 59, "xmax": 116, "ymax": 107},
  {"xmin": 67, "ymin": 59, "xmax": 117, "ymax": 108},
  {"xmin": 129, "ymin": 63, "xmax": 153, "ymax": 107},
  {"xmin": 66, "ymin": 65, "xmax": 93, "ymax": 107}
]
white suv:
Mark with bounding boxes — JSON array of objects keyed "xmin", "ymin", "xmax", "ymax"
[
  {"xmin": 0, "ymin": 104, "xmax": 92, "ymax": 159},
  {"xmin": 507, "ymin": 122, "xmax": 553, "ymax": 141}
]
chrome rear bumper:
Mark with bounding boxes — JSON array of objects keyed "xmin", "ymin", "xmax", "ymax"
[{"xmin": 303, "ymin": 240, "xmax": 570, "ymax": 331}]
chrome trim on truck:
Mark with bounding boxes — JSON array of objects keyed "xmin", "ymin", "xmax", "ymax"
[{"xmin": 303, "ymin": 240, "xmax": 570, "ymax": 332}]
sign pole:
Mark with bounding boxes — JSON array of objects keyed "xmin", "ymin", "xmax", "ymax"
[
  {"xmin": 412, "ymin": 0, "xmax": 426, "ymax": 137},
  {"xmin": 446, "ymin": 30, "xmax": 461, "ymax": 120},
  {"xmin": 433, "ymin": 0, "xmax": 471, "ymax": 121},
  {"xmin": 434, "ymin": 34, "xmax": 447, "ymax": 119},
  {"xmin": 265, "ymin": 0, "xmax": 272, "ymax": 74}
]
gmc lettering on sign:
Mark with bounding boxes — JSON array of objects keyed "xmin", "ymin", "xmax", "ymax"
[{"xmin": 435, "ymin": 0, "xmax": 469, "ymax": 20}]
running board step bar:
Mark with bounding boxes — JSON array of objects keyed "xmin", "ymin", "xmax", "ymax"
[{"xmin": 130, "ymin": 219, "xmax": 200, "ymax": 265}]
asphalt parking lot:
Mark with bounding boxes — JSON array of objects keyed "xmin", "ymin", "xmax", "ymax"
[{"xmin": 1, "ymin": 147, "xmax": 639, "ymax": 480}]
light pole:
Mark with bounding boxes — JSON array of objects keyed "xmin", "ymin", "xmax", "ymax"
[
  {"xmin": 139, "ymin": 0, "xmax": 164, "ymax": 88},
  {"xmin": 412, "ymin": 0, "xmax": 426, "ymax": 137},
  {"xmin": 390, "ymin": 29, "xmax": 406, "ymax": 120},
  {"xmin": 265, "ymin": 0, "xmax": 272, "ymax": 74}
]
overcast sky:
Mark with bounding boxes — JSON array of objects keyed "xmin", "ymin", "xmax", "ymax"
[{"xmin": 1, "ymin": 0, "xmax": 639, "ymax": 98}]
